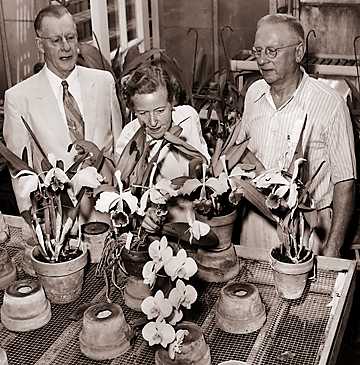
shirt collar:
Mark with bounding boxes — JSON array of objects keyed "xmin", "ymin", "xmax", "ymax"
[
  {"xmin": 253, "ymin": 67, "xmax": 308, "ymax": 104},
  {"xmin": 44, "ymin": 64, "xmax": 79, "ymax": 89}
]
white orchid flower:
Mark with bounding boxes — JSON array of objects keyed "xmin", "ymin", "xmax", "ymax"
[
  {"xmin": 169, "ymin": 279, "xmax": 198, "ymax": 310},
  {"xmin": 168, "ymin": 308, "xmax": 183, "ymax": 326},
  {"xmin": 164, "ymin": 249, "xmax": 198, "ymax": 281},
  {"xmin": 11, "ymin": 170, "xmax": 41, "ymax": 207},
  {"xmin": 186, "ymin": 210, "xmax": 210, "ymax": 244},
  {"xmin": 252, "ymin": 169, "xmax": 289, "ymax": 189},
  {"xmin": 148, "ymin": 236, "xmax": 173, "ymax": 271},
  {"xmin": 141, "ymin": 290, "xmax": 173, "ymax": 321},
  {"xmin": 95, "ymin": 190, "xmax": 138, "ymax": 214},
  {"xmin": 142, "ymin": 321, "xmax": 176, "ymax": 348},
  {"xmin": 70, "ymin": 166, "xmax": 104, "ymax": 196},
  {"xmin": 43, "ymin": 166, "xmax": 70, "ymax": 191},
  {"xmin": 142, "ymin": 261, "xmax": 157, "ymax": 287},
  {"xmin": 168, "ymin": 329, "xmax": 189, "ymax": 360}
]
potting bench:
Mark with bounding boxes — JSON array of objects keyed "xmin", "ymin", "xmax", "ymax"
[{"xmin": 0, "ymin": 215, "xmax": 356, "ymax": 365}]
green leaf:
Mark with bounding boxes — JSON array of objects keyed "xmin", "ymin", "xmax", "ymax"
[{"xmin": 0, "ymin": 142, "xmax": 34, "ymax": 175}]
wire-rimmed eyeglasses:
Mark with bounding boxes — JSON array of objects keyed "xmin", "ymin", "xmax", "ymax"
[
  {"xmin": 251, "ymin": 42, "xmax": 301, "ymax": 59},
  {"xmin": 37, "ymin": 33, "xmax": 77, "ymax": 47}
]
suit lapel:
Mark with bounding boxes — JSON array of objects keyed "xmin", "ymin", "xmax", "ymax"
[{"xmin": 78, "ymin": 67, "xmax": 96, "ymax": 140}]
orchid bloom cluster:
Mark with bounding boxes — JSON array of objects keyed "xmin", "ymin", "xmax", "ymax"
[
  {"xmin": 252, "ymin": 158, "xmax": 316, "ymax": 263},
  {"xmin": 141, "ymin": 236, "xmax": 198, "ymax": 360},
  {"xmin": 15, "ymin": 154, "xmax": 103, "ymax": 262},
  {"xmin": 181, "ymin": 156, "xmax": 255, "ymax": 217}
]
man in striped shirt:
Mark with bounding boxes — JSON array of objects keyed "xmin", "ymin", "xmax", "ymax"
[{"xmin": 236, "ymin": 14, "xmax": 356, "ymax": 257}]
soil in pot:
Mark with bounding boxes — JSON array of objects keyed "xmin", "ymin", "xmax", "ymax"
[{"xmin": 270, "ymin": 246, "xmax": 314, "ymax": 300}]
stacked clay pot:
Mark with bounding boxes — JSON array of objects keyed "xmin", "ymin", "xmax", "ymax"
[
  {"xmin": 216, "ymin": 282, "xmax": 266, "ymax": 334},
  {"xmin": 0, "ymin": 247, "xmax": 16, "ymax": 290},
  {"xmin": 195, "ymin": 211, "xmax": 239, "ymax": 282},
  {"xmin": 155, "ymin": 322, "xmax": 211, "ymax": 365},
  {"xmin": 79, "ymin": 302, "xmax": 132, "ymax": 360},
  {"xmin": 1, "ymin": 278, "xmax": 51, "ymax": 332}
]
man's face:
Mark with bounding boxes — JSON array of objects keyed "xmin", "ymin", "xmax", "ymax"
[
  {"xmin": 253, "ymin": 23, "xmax": 302, "ymax": 86},
  {"xmin": 36, "ymin": 13, "xmax": 78, "ymax": 79},
  {"xmin": 132, "ymin": 86, "xmax": 172, "ymax": 140}
]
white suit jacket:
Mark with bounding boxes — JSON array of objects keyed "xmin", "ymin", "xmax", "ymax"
[{"xmin": 4, "ymin": 65, "xmax": 122, "ymax": 212}]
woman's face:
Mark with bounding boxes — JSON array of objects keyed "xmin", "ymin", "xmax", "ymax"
[{"xmin": 132, "ymin": 86, "xmax": 172, "ymax": 140}]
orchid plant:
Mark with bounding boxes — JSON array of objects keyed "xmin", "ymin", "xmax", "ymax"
[
  {"xmin": 180, "ymin": 156, "xmax": 255, "ymax": 218},
  {"xmin": 241, "ymin": 157, "xmax": 321, "ymax": 264},
  {"xmin": 9, "ymin": 152, "xmax": 103, "ymax": 262},
  {"xmin": 141, "ymin": 235, "xmax": 198, "ymax": 360}
]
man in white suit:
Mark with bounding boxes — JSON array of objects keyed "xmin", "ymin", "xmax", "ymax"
[{"xmin": 3, "ymin": 4, "xmax": 122, "ymax": 215}]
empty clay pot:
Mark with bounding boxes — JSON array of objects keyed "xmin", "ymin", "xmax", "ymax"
[
  {"xmin": 81, "ymin": 222, "xmax": 110, "ymax": 263},
  {"xmin": 0, "ymin": 247, "xmax": 16, "ymax": 289},
  {"xmin": 1, "ymin": 278, "xmax": 51, "ymax": 332},
  {"xmin": 216, "ymin": 282, "xmax": 266, "ymax": 334},
  {"xmin": 155, "ymin": 321, "xmax": 211, "ymax": 365},
  {"xmin": 79, "ymin": 302, "xmax": 132, "ymax": 360}
]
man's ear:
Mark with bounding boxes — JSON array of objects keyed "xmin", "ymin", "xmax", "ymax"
[
  {"xmin": 295, "ymin": 42, "xmax": 305, "ymax": 64},
  {"xmin": 36, "ymin": 37, "xmax": 45, "ymax": 55}
]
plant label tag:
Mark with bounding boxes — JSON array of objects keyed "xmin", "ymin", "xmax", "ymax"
[{"xmin": 125, "ymin": 232, "xmax": 133, "ymax": 250}]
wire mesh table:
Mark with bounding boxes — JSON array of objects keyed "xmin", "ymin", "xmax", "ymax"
[{"xmin": 0, "ymin": 216, "xmax": 356, "ymax": 365}]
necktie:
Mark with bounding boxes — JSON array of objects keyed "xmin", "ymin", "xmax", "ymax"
[{"xmin": 61, "ymin": 80, "xmax": 85, "ymax": 142}]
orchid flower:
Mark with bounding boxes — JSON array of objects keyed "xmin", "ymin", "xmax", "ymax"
[
  {"xmin": 95, "ymin": 170, "xmax": 138, "ymax": 227},
  {"xmin": 186, "ymin": 210, "xmax": 210, "ymax": 244},
  {"xmin": 142, "ymin": 261, "xmax": 157, "ymax": 287},
  {"xmin": 252, "ymin": 169, "xmax": 289, "ymax": 189},
  {"xmin": 168, "ymin": 329, "xmax": 189, "ymax": 360},
  {"xmin": 164, "ymin": 249, "xmax": 198, "ymax": 281},
  {"xmin": 43, "ymin": 166, "xmax": 70, "ymax": 191},
  {"xmin": 148, "ymin": 236, "xmax": 173, "ymax": 270},
  {"xmin": 142, "ymin": 320, "xmax": 176, "ymax": 348},
  {"xmin": 141, "ymin": 290, "xmax": 173, "ymax": 321},
  {"xmin": 137, "ymin": 164, "xmax": 177, "ymax": 216},
  {"xmin": 169, "ymin": 279, "xmax": 197, "ymax": 310}
]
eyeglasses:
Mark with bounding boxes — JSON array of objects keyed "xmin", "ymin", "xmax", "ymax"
[
  {"xmin": 251, "ymin": 42, "xmax": 301, "ymax": 59},
  {"xmin": 135, "ymin": 104, "xmax": 170, "ymax": 120},
  {"xmin": 37, "ymin": 33, "xmax": 77, "ymax": 47}
]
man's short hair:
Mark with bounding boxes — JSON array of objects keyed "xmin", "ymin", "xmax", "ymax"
[
  {"xmin": 257, "ymin": 14, "xmax": 305, "ymax": 42},
  {"xmin": 124, "ymin": 63, "xmax": 175, "ymax": 110},
  {"xmin": 34, "ymin": 4, "xmax": 72, "ymax": 34}
]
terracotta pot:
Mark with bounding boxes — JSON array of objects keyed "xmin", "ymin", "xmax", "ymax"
[
  {"xmin": 269, "ymin": 247, "xmax": 314, "ymax": 300},
  {"xmin": 80, "ymin": 302, "xmax": 131, "ymax": 360},
  {"xmin": 216, "ymin": 282, "xmax": 266, "ymax": 334},
  {"xmin": 196, "ymin": 210, "xmax": 237, "ymax": 250},
  {"xmin": 81, "ymin": 222, "xmax": 110, "ymax": 263},
  {"xmin": 0, "ymin": 247, "xmax": 16, "ymax": 289},
  {"xmin": 123, "ymin": 276, "xmax": 151, "ymax": 311},
  {"xmin": 21, "ymin": 240, "xmax": 37, "ymax": 277},
  {"xmin": 1, "ymin": 278, "xmax": 51, "ymax": 332},
  {"xmin": 196, "ymin": 243, "xmax": 240, "ymax": 283},
  {"xmin": 120, "ymin": 247, "xmax": 150, "ymax": 278},
  {"xmin": 31, "ymin": 246, "xmax": 88, "ymax": 304},
  {"xmin": 155, "ymin": 321, "xmax": 211, "ymax": 365}
]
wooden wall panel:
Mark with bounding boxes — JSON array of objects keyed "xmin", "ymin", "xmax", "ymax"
[{"xmin": 300, "ymin": 4, "xmax": 360, "ymax": 57}]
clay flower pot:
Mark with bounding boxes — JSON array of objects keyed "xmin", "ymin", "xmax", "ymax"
[
  {"xmin": 216, "ymin": 282, "xmax": 266, "ymax": 334},
  {"xmin": 195, "ymin": 210, "xmax": 239, "ymax": 282},
  {"xmin": 0, "ymin": 247, "xmax": 16, "ymax": 289},
  {"xmin": 81, "ymin": 222, "xmax": 110, "ymax": 263},
  {"xmin": 31, "ymin": 246, "xmax": 88, "ymax": 304},
  {"xmin": 270, "ymin": 247, "xmax": 314, "ymax": 300},
  {"xmin": 0, "ymin": 348, "xmax": 8, "ymax": 365},
  {"xmin": 155, "ymin": 322, "xmax": 211, "ymax": 365},
  {"xmin": 79, "ymin": 302, "xmax": 132, "ymax": 360},
  {"xmin": 1, "ymin": 278, "xmax": 51, "ymax": 332}
]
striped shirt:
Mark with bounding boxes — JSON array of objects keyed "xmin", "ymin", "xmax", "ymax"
[{"xmin": 238, "ymin": 70, "xmax": 356, "ymax": 209}]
